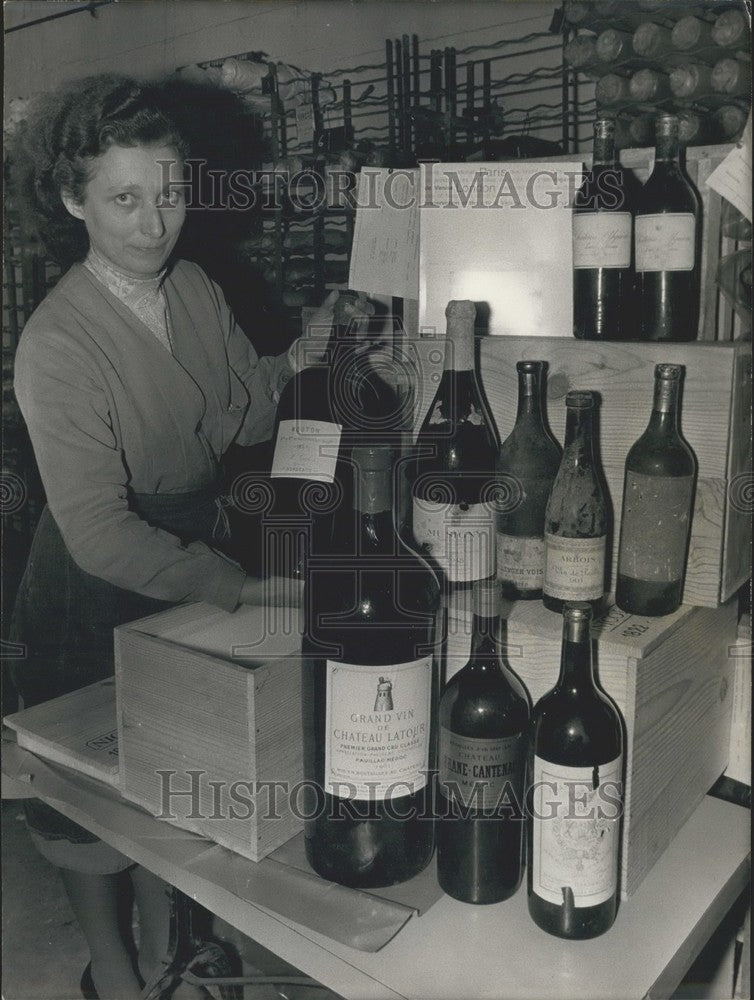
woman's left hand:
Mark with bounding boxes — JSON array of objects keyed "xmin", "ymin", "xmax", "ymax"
[{"xmin": 290, "ymin": 289, "xmax": 375, "ymax": 369}]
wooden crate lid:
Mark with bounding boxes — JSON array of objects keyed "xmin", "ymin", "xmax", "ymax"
[{"xmin": 3, "ymin": 679, "xmax": 119, "ymax": 786}]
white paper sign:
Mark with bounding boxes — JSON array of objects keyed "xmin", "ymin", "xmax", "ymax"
[
  {"xmin": 419, "ymin": 161, "xmax": 581, "ymax": 339},
  {"xmin": 348, "ymin": 168, "xmax": 420, "ymax": 299},
  {"xmin": 706, "ymin": 113, "xmax": 752, "ymax": 223}
]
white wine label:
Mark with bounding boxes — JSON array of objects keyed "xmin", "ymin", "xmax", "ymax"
[
  {"xmin": 635, "ymin": 213, "xmax": 696, "ymax": 272},
  {"xmin": 439, "ymin": 728, "xmax": 525, "ymax": 811},
  {"xmin": 618, "ymin": 473, "xmax": 694, "ymax": 582},
  {"xmin": 573, "ymin": 212, "xmax": 631, "ymax": 269},
  {"xmin": 496, "ymin": 533, "xmax": 545, "ymax": 591},
  {"xmin": 271, "ymin": 419, "xmax": 341, "ymax": 482},
  {"xmin": 531, "ymin": 755, "xmax": 623, "ymax": 908},
  {"xmin": 544, "ymin": 533, "xmax": 606, "ymax": 601},
  {"xmin": 324, "ymin": 657, "xmax": 432, "ymax": 801},
  {"xmin": 413, "ymin": 499, "xmax": 495, "ymax": 582}
]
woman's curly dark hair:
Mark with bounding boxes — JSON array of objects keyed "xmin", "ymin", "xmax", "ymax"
[{"xmin": 10, "ymin": 73, "xmax": 189, "ymax": 268}]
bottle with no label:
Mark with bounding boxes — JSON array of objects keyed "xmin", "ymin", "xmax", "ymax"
[
  {"xmin": 302, "ymin": 445, "xmax": 440, "ymax": 888},
  {"xmin": 527, "ymin": 603, "xmax": 624, "ymax": 939},
  {"xmin": 543, "ymin": 391, "xmax": 608, "ymax": 616},
  {"xmin": 616, "ymin": 364, "xmax": 696, "ymax": 616},
  {"xmin": 635, "ymin": 114, "xmax": 701, "ymax": 341},
  {"xmin": 437, "ymin": 579, "xmax": 530, "ymax": 904},
  {"xmin": 573, "ymin": 116, "xmax": 635, "ymax": 341},
  {"xmin": 496, "ymin": 362, "xmax": 561, "ymax": 600}
]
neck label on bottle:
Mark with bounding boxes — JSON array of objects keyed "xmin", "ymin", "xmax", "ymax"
[
  {"xmin": 439, "ymin": 729, "xmax": 525, "ymax": 811},
  {"xmin": 635, "ymin": 213, "xmax": 696, "ymax": 272},
  {"xmin": 271, "ymin": 419, "xmax": 342, "ymax": 482},
  {"xmin": 324, "ymin": 657, "xmax": 432, "ymax": 801},
  {"xmin": 544, "ymin": 534, "xmax": 606, "ymax": 601},
  {"xmin": 413, "ymin": 499, "xmax": 495, "ymax": 582},
  {"xmin": 618, "ymin": 472, "xmax": 695, "ymax": 582},
  {"xmin": 573, "ymin": 212, "xmax": 632, "ymax": 269},
  {"xmin": 531, "ymin": 755, "xmax": 623, "ymax": 908},
  {"xmin": 497, "ymin": 533, "xmax": 545, "ymax": 590}
]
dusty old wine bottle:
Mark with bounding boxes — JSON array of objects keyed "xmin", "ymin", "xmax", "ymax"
[
  {"xmin": 412, "ymin": 300, "xmax": 500, "ymax": 586},
  {"xmin": 573, "ymin": 117, "xmax": 634, "ymax": 341},
  {"xmin": 270, "ymin": 292, "xmax": 401, "ymax": 576},
  {"xmin": 496, "ymin": 362, "xmax": 561, "ymax": 600},
  {"xmin": 528, "ymin": 602, "xmax": 624, "ymax": 939},
  {"xmin": 437, "ymin": 579, "xmax": 530, "ymax": 904},
  {"xmin": 616, "ymin": 364, "xmax": 696, "ymax": 616},
  {"xmin": 543, "ymin": 391, "xmax": 607, "ymax": 615},
  {"xmin": 635, "ymin": 114, "xmax": 701, "ymax": 341},
  {"xmin": 302, "ymin": 445, "xmax": 440, "ymax": 888}
]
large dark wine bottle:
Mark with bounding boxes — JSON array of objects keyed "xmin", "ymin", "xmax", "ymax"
[
  {"xmin": 616, "ymin": 364, "xmax": 696, "ymax": 616},
  {"xmin": 412, "ymin": 300, "xmax": 500, "ymax": 586},
  {"xmin": 270, "ymin": 292, "xmax": 402, "ymax": 576},
  {"xmin": 635, "ymin": 114, "xmax": 701, "ymax": 342},
  {"xmin": 302, "ymin": 445, "xmax": 440, "ymax": 888},
  {"xmin": 527, "ymin": 602, "xmax": 624, "ymax": 939},
  {"xmin": 496, "ymin": 362, "xmax": 561, "ymax": 600},
  {"xmin": 543, "ymin": 391, "xmax": 607, "ymax": 616},
  {"xmin": 573, "ymin": 117, "xmax": 634, "ymax": 341},
  {"xmin": 437, "ymin": 579, "xmax": 530, "ymax": 904}
]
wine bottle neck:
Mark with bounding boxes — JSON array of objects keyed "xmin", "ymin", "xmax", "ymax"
[
  {"xmin": 444, "ymin": 318, "xmax": 475, "ymax": 372},
  {"xmin": 655, "ymin": 126, "xmax": 681, "ymax": 164},
  {"xmin": 593, "ymin": 134, "xmax": 616, "ymax": 167},
  {"xmin": 563, "ymin": 408, "xmax": 596, "ymax": 466},
  {"xmin": 648, "ymin": 376, "xmax": 681, "ymax": 433},
  {"xmin": 515, "ymin": 369, "xmax": 545, "ymax": 424},
  {"xmin": 557, "ymin": 618, "xmax": 594, "ymax": 689},
  {"xmin": 466, "ymin": 613, "xmax": 503, "ymax": 674}
]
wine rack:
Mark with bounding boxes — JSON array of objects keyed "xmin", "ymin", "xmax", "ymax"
[{"xmin": 562, "ymin": 0, "xmax": 752, "ymax": 149}]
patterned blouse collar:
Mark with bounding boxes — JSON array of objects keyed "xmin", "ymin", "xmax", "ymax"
[{"xmin": 83, "ymin": 248, "xmax": 172, "ymax": 352}]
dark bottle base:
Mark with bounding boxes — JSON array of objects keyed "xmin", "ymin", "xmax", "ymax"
[
  {"xmin": 542, "ymin": 592, "xmax": 605, "ymax": 617},
  {"xmin": 437, "ymin": 807, "xmax": 524, "ymax": 905},
  {"xmin": 528, "ymin": 891, "xmax": 618, "ymax": 939},
  {"xmin": 304, "ymin": 808, "xmax": 435, "ymax": 889},
  {"xmin": 615, "ymin": 573, "xmax": 683, "ymax": 617}
]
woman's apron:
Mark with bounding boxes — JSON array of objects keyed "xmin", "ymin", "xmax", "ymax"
[{"xmin": 10, "ymin": 482, "xmax": 229, "ymax": 843}]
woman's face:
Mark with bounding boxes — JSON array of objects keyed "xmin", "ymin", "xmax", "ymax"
[{"xmin": 63, "ymin": 142, "xmax": 186, "ymax": 277}]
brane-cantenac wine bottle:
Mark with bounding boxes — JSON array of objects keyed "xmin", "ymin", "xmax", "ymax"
[
  {"xmin": 412, "ymin": 300, "xmax": 500, "ymax": 587},
  {"xmin": 573, "ymin": 116, "xmax": 634, "ymax": 341},
  {"xmin": 635, "ymin": 113, "xmax": 701, "ymax": 342},
  {"xmin": 496, "ymin": 362, "xmax": 562, "ymax": 600},
  {"xmin": 543, "ymin": 391, "xmax": 608, "ymax": 616},
  {"xmin": 302, "ymin": 445, "xmax": 440, "ymax": 888},
  {"xmin": 616, "ymin": 364, "xmax": 696, "ymax": 616},
  {"xmin": 527, "ymin": 602, "xmax": 624, "ymax": 939},
  {"xmin": 437, "ymin": 579, "xmax": 530, "ymax": 904}
]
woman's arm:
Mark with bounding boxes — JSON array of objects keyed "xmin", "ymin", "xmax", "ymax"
[{"xmin": 14, "ymin": 328, "xmax": 248, "ymax": 611}]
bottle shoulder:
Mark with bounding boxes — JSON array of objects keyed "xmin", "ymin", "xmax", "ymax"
[
  {"xmin": 441, "ymin": 669, "xmax": 530, "ymax": 736},
  {"xmin": 499, "ymin": 423, "xmax": 562, "ymax": 471},
  {"xmin": 636, "ymin": 167, "xmax": 699, "ymax": 214},
  {"xmin": 625, "ymin": 431, "xmax": 697, "ymax": 476},
  {"xmin": 531, "ymin": 686, "xmax": 622, "ymax": 763}
]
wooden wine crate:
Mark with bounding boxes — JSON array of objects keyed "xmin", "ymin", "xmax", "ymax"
[
  {"xmin": 115, "ymin": 602, "xmax": 304, "ymax": 862},
  {"xmin": 413, "ymin": 336, "xmax": 752, "ymax": 607},
  {"xmin": 446, "ymin": 593, "xmax": 739, "ymax": 900}
]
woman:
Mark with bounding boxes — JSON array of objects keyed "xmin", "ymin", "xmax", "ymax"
[{"xmin": 9, "ymin": 73, "xmax": 344, "ymax": 999}]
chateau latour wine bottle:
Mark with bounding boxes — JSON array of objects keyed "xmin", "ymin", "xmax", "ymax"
[
  {"xmin": 635, "ymin": 114, "xmax": 701, "ymax": 342},
  {"xmin": 270, "ymin": 292, "xmax": 401, "ymax": 576},
  {"xmin": 573, "ymin": 117, "xmax": 634, "ymax": 341},
  {"xmin": 412, "ymin": 300, "xmax": 500, "ymax": 586},
  {"xmin": 302, "ymin": 445, "xmax": 440, "ymax": 888},
  {"xmin": 616, "ymin": 364, "xmax": 696, "ymax": 616},
  {"xmin": 528, "ymin": 603, "xmax": 624, "ymax": 939},
  {"xmin": 543, "ymin": 392, "xmax": 607, "ymax": 616},
  {"xmin": 496, "ymin": 362, "xmax": 561, "ymax": 600},
  {"xmin": 437, "ymin": 579, "xmax": 530, "ymax": 904}
]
